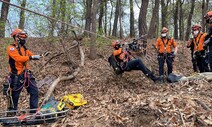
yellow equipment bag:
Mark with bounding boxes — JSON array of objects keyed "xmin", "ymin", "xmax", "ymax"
[{"xmin": 57, "ymin": 94, "xmax": 87, "ymax": 110}]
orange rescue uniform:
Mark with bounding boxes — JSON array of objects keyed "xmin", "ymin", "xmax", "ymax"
[
  {"xmin": 155, "ymin": 37, "xmax": 177, "ymax": 53},
  {"xmin": 192, "ymin": 32, "xmax": 207, "ymax": 52},
  {"xmin": 7, "ymin": 43, "xmax": 33, "ymax": 75}
]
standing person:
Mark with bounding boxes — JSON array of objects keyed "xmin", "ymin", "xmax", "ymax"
[
  {"xmin": 155, "ymin": 27, "xmax": 178, "ymax": 83},
  {"xmin": 7, "ymin": 28, "xmax": 45, "ymax": 112},
  {"xmin": 187, "ymin": 37, "xmax": 198, "ymax": 72},
  {"xmin": 187, "ymin": 24, "xmax": 209, "ymax": 73},
  {"xmin": 110, "ymin": 40, "xmax": 159, "ymax": 82},
  {"xmin": 204, "ymin": 11, "xmax": 212, "ymax": 71}
]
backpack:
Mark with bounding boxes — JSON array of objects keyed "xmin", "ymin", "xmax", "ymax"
[
  {"xmin": 108, "ymin": 54, "xmax": 124, "ymax": 75},
  {"xmin": 167, "ymin": 73, "xmax": 183, "ymax": 83}
]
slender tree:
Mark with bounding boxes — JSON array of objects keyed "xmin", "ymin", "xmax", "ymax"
[
  {"xmin": 108, "ymin": 0, "xmax": 114, "ymax": 36},
  {"xmin": 201, "ymin": 0, "xmax": 206, "ymax": 32},
  {"xmin": 174, "ymin": 0, "xmax": 179, "ymax": 39},
  {"xmin": 185, "ymin": 0, "xmax": 195, "ymax": 41},
  {"xmin": 119, "ymin": 0, "xmax": 123, "ymax": 38},
  {"xmin": 0, "ymin": 0, "xmax": 10, "ymax": 38},
  {"xmin": 138, "ymin": 0, "xmax": 149, "ymax": 36},
  {"xmin": 89, "ymin": 0, "xmax": 99, "ymax": 60},
  {"xmin": 112, "ymin": 0, "xmax": 120, "ymax": 37},
  {"xmin": 18, "ymin": 0, "xmax": 26, "ymax": 29},
  {"xmin": 98, "ymin": 0, "xmax": 104, "ymax": 34},
  {"xmin": 84, "ymin": 0, "xmax": 93, "ymax": 37},
  {"xmin": 148, "ymin": 0, "xmax": 160, "ymax": 38},
  {"xmin": 161, "ymin": 0, "xmax": 170, "ymax": 28},
  {"xmin": 49, "ymin": 0, "xmax": 57, "ymax": 37},
  {"xmin": 179, "ymin": 0, "xmax": 185, "ymax": 40},
  {"xmin": 59, "ymin": 0, "xmax": 66, "ymax": 34},
  {"xmin": 129, "ymin": 0, "xmax": 135, "ymax": 37},
  {"xmin": 104, "ymin": 0, "xmax": 108, "ymax": 36}
]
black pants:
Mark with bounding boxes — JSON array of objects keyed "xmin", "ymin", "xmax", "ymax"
[
  {"xmin": 126, "ymin": 59, "xmax": 151, "ymax": 76},
  {"xmin": 208, "ymin": 45, "xmax": 212, "ymax": 71},
  {"xmin": 10, "ymin": 72, "xmax": 38, "ymax": 110},
  {"xmin": 157, "ymin": 53, "xmax": 174, "ymax": 76},
  {"xmin": 196, "ymin": 56, "xmax": 210, "ymax": 72},
  {"xmin": 191, "ymin": 52, "xmax": 198, "ymax": 72}
]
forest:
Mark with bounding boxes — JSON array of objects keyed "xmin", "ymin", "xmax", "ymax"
[{"xmin": 0, "ymin": 0, "xmax": 212, "ymax": 127}]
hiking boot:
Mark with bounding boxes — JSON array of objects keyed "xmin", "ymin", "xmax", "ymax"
[
  {"xmin": 159, "ymin": 75, "xmax": 165, "ymax": 83},
  {"xmin": 147, "ymin": 72, "xmax": 160, "ymax": 82}
]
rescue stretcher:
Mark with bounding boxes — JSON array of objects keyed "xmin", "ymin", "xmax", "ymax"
[{"xmin": 0, "ymin": 108, "xmax": 70, "ymax": 126}]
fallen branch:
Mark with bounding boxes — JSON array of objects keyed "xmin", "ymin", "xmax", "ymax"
[
  {"xmin": 39, "ymin": 43, "xmax": 84, "ymax": 107},
  {"xmin": 194, "ymin": 99, "xmax": 212, "ymax": 111},
  {"xmin": 35, "ymin": 41, "xmax": 79, "ymax": 75},
  {"xmin": 178, "ymin": 109, "xmax": 186, "ymax": 127}
]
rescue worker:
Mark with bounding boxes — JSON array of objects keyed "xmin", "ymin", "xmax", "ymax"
[
  {"xmin": 7, "ymin": 28, "xmax": 45, "ymax": 111},
  {"xmin": 187, "ymin": 24, "xmax": 209, "ymax": 73},
  {"xmin": 155, "ymin": 27, "xmax": 178, "ymax": 83},
  {"xmin": 187, "ymin": 36, "xmax": 198, "ymax": 72},
  {"xmin": 112, "ymin": 40, "xmax": 159, "ymax": 82},
  {"xmin": 204, "ymin": 11, "xmax": 212, "ymax": 71}
]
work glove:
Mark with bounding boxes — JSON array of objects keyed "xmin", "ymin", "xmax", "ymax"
[
  {"xmin": 41, "ymin": 51, "xmax": 50, "ymax": 57},
  {"xmin": 170, "ymin": 52, "xmax": 176, "ymax": 58},
  {"xmin": 30, "ymin": 55, "xmax": 41, "ymax": 60},
  {"xmin": 173, "ymin": 52, "xmax": 177, "ymax": 57}
]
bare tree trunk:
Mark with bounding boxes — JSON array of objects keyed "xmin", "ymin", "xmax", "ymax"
[
  {"xmin": 174, "ymin": 0, "xmax": 179, "ymax": 39},
  {"xmin": 148, "ymin": 0, "xmax": 160, "ymax": 38},
  {"xmin": 0, "ymin": 0, "xmax": 10, "ymax": 38},
  {"xmin": 98, "ymin": 0, "xmax": 104, "ymax": 34},
  {"xmin": 84, "ymin": 0, "xmax": 93, "ymax": 37},
  {"xmin": 205, "ymin": 0, "xmax": 209, "ymax": 30},
  {"xmin": 161, "ymin": 0, "xmax": 170, "ymax": 28},
  {"xmin": 59, "ymin": 0, "xmax": 66, "ymax": 35},
  {"xmin": 129, "ymin": 0, "xmax": 135, "ymax": 38},
  {"xmin": 138, "ymin": 0, "xmax": 149, "ymax": 36},
  {"xmin": 108, "ymin": 0, "xmax": 113, "ymax": 36},
  {"xmin": 112, "ymin": 0, "xmax": 120, "ymax": 37},
  {"xmin": 201, "ymin": 0, "xmax": 206, "ymax": 32},
  {"xmin": 104, "ymin": 0, "xmax": 107, "ymax": 36},
  {"xmin": 185, "ymin": 0, "xmax": 195, "ymax": 41},
  {"xmin": 18, "ymin": 0, "xmax": 26, "ymax": 29},
  {"xmin": 89, "ymin": 0, "xmax": 98, "ymax": 60},
  {"xmin": 49, "ymin": 0, "xmax": 56, "ymax": 37},
  {"xmin": 119, "ymin": 0, "xmax": 123, "ymax": 38},
  {"xmin": 179, "ymin": 0, "xmax": 185, "ymax": 40}
]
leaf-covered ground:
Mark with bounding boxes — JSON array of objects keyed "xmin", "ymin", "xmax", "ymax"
[{"xmin": 0, "ymin": 38, "xmax": 211, "ymax": 127}]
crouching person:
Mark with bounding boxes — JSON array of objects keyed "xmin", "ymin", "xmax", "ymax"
[{"xmin": 109, "ymin": 40, "xmax": 159, "ymax": 82}]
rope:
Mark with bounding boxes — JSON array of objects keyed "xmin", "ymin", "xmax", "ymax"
[
  {"xmin": 0, "ymin": 0, "xmax": 112, "ymax": 41},
  {"xmin": 12, "ymin": 70, "xmax": 37, "ymax": 92}
]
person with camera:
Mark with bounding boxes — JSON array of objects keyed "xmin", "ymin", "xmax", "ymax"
[
  {"xmin": 6, "ymin": 28, "xmax": 48, "ymax": 112},
  {"xmin": 111, "ymin": 40, "xmax": 159, "ymax": 82},
  {"xmin": 155, "ymin": 27, "xmax": 178, "ymax": 83},
  {"xmin": 187, "ymin": 24, "xmax": 209, "ymax": 73}
]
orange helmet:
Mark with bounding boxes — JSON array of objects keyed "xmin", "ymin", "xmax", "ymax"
[
  {"xmin": 192, "ymin": 24, "xmax": 201, "ymax": 31},
  {"xmin": 205, "ymin": 11, "xmax": 212, "ymax": 24},
  {"xmin": 11, "ymin": 28, "xmax": 28, "ymax": 38},
  {"xmin": 161, "ymin": 27, "xmax": 168, "ymax": 33},
  {"xmin": 112, "ymin": 40, "xmax": 121, "ymax": 49}
]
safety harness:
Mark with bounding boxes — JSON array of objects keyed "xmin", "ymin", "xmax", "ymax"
[
  {"xmin": 9, "ymin": 44, "xmax": 37, "ymax": 91},
  {"xmin": 193, "ymin": 33, "xmax": 203, "ymax": 51}
]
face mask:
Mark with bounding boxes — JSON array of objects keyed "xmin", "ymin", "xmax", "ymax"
[
  {"xmin": 18, "ymin": 38, "xmax": 26, "ymax": 46},
  {"xmin": 193, "ymin": 30, "xmax": 199, "ymax": 36},
  {"xmin": 161, "ymin": 33, "xmax": 167, "ymax": 37}
]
